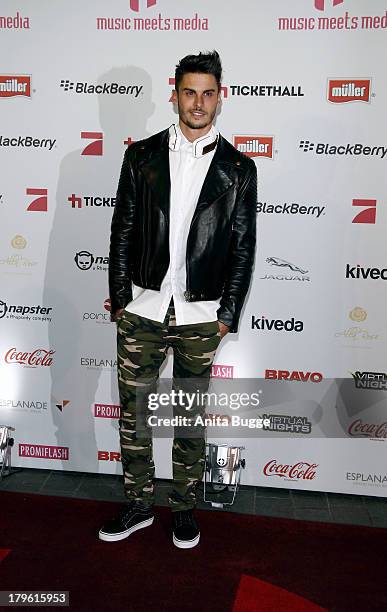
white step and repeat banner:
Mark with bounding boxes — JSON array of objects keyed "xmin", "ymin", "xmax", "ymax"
[{"xmin": 1, "ymin": 0, "xmax": 386, "ymax": 496}]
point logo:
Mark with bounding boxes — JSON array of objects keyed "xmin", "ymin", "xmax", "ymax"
[
  {"xmin": 68, "ymin": 194, "xmax": 116, "ymax": 209},
  {"xmin": 315, "ymin": 0, "xmax": 343, "ymax": 10},
  {"xmin": 0, "ymin": 75, "xmax": 31, "ymax": 99},
  {"xmin": 352, "ymin": 199, "xmax": 376, "ymax": 224},
  {"xmin": 81, "ymin": 132, "xmax": 103, "ymax": 156},
  {"xmin": 328, "ymin": 79, "xmax": 371, "ymax": 104},
  {"xmin": 129, "ymin": 0, "xmax": 157, "ymax": 11},
  {"xmin": 233, "ymin": 136, "xmax": 274, "ymax": 159},
  {"xmin": 26, "ymin": 188, "xmax": 47, "ymax": 212}
]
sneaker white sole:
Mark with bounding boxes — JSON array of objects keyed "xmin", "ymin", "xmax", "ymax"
[
  {"xmin": 173, "ymin": 533, "xmax": 200, "ymax": 549},
  {"xmin": 99, "ymin": 516, "xmax": 154, "ymax": 542}
]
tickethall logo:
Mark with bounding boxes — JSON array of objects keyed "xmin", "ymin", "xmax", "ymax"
[
  {"xmin": 60, "ymin": 79, "xmax": 143, "ymax": 97},
  {"xmin": 81, "ymin": 132, "xmax": 103, "ymax": 156},
  {"xmin": 315, "ymin": 0, "xmax": 344, "ymax": 10},
  {"xmin": 346, "ymin": 264, "xmax": 387, "ymax": 281},
  {"xmin": 351, "ymin": 371, "xmax": 387, "ymax": 391},
  {"xmin": 0, "ymin": 75, "xmax": 31, "ymax": 99},
  {"xmin": 233, "ymin": 136, "xmax": 274, "ymax": 159},
  {"xmin": 55, "ymin": 400, "xmax": 70, "ymax": 412},
  {"xmin": 265, "ymin": 369, "xmax": 323, "ymax": 383},
  {"xmin": 256, "ymin": 201, "xmax": 325, "ymax": 218},
  {"xmin": 0, "ymin": 136, "xmax": 56, "ymax": 150},
  {"xmin": 261, "ymin": 415, "xmax": 312, "ymax": 434},
  {"xmin": 299, "ymin": 140, "xmax": 387, "ymax": 159},
  {"xmin": 74, "ymin": 251, "xmax": 109, "ymax": 271},
  {"xmin": 261, "ymin": 256, "xmax": 310, "ymax": 282},
  {"xmin": 26, "ymin": 188, "xmax": 47, "ymax": 212},
  {"xmin": 328, "ymin": 79, "xmax": 371, "ymax": 104},
  {"xmin": 263, "ymin": 460, "xmax": 318, "ymax": 480},
  {"xmin": 229, "ymin": 85, "xmax": 304, "ymax": 97},
  {"xmin": 68, "ymin": 194, "xmax": 116, "ymax": 209},
  {"xmin": 251, "ymin": 316, "xmax": 304, "ymax": 332},
  {"xmin": 129, "ymin": 0, "xmax": 157, "ymax": 11},
  {"xmin": 352, "ymin": 199, "xmax": 376, "ymax": 224},
  {"xmin": 0, "ymin": 299, "xmax": 53, "ymax": 322}
]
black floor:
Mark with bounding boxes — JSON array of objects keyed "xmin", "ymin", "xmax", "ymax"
[{"xmin": 1, "ymin": 468, "xmax": 386, "ymax": 528}]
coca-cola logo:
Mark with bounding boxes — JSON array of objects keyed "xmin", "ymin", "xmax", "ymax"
[
  {"xmin": 263, "ymin": 460, "xmax": 318, "ymax": 480},
  {"xmin": 348, "ymin": 419, "xmax": 387, "ymax": 439},
  {"xmin": 5, "ymin": 347, "xmax": 55, "ymax": 367}
]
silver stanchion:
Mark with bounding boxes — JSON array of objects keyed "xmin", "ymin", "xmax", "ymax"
[
  {"xmin": 0, "ymin": 425, "xmax": 17, "ymax": 480},
  {"xmin": 203, "ymin": 443, "xmax": 245, "ymax": 508}
]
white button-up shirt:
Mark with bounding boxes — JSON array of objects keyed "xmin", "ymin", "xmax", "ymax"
[{"xmin": 125, "ymin": 123, "xmax": 221, "ymax": 325}]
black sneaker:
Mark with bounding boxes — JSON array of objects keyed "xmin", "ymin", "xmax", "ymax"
[
  {"xmin": 99, "ymin": 502, "xmax": 154, "ymax": 542},
  {"xmin": 172, "ymin": 510, "xmax": 200, "ymax": 549}
]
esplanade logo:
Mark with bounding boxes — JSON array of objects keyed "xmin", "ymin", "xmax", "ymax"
[
  {"xmin": 233, "ymin": 136, "xmax": 274, "ymax": 159},
  {"xmin": 328, "ymin": 79, "xmax": 371, "ymax": 104},
  {"xmin": 0, "ymin": 75, "xmax": 31, "ymax": 99}
]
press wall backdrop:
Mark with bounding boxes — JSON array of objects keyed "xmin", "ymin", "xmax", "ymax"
[{"xmin": 1, "ymin": 0, "xmax": 386, "ymax": 496}]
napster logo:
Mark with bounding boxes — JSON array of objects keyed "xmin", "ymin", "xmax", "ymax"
[
  {"xmin": 233, "ymin": 136, "xmax": 273, "ymax": 159},
  {"xmin": 129, "ymin": 0, "xmax": 157, "ymax": 11},
  {"xmin": 328, "ymin": 79, "xmax": 371, "ymax": 104},
  {"xmin": 315, "ymin": 0, "xmax": 344, "ymax": 10},
  {"xmin": 0, "ymin": 75, "xmax": 31, "ymax": 98},
  {"xmin": 352, "ymin": 199, "xmax": 376, "ymax": 224}
]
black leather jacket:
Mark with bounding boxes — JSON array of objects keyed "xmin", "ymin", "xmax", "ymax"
[{"xmin": 109, "ymin": 128, "xmax": 257, "ymax": 332}]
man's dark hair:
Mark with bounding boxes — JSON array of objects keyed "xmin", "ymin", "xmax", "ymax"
[{"xmin": 175, "ymin": 50, "xmax": 222, "ymax": 91}]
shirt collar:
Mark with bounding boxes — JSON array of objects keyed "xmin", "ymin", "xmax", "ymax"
[{"xmin": 168, "ymin": 123, "xmax": 218, "ymax": 158}]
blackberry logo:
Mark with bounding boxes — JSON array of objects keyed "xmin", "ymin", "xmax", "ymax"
[
  {"xmin": 60, "ymin": 79, "xmax": 74, "ymax": 92},
  {"xmin": 60, "ymin": 79, "xmax": 143, "ymax": 97},
  {"xmin": 299, "ymin": 140, "xmax": 314, "ymax": 152}
]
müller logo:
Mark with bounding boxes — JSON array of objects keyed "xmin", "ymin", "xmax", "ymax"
[
  {"xmin": 233, "ymin": 136, "xmax": 274, "ymax": 159},
  {"xmin": 315, "ymin": 0, "xmax": 343, "ymax": 10},
  {"xmin": 4, "ymin": 348, "xmax": 55, "ymax": 367},
  {"xmin": 328, "ymin": 79, "xmax": 371, "ymax": 104},
  {"xmin": 263, "ymin": 460, "xmax": 318, "ymax": 480},
  {"xmin": 129, "ymin": 0, "xmax": 157, "ymax": 11},
  {"xmin": 0, "ymin": 75, "xmax": 31, "ymax": 98}
]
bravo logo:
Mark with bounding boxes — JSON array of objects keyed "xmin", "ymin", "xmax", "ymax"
[
  {"xmin": 0, "ymin": 75, "xmax": 31, "ymax": 98},
  {"xmin": 233, "ymin": 136, "xmax": 274, "ymax": 159},
  {"xmin": 265, "ymin": 369, "xmax": 323, "ymax": 383},
  {"xmin": 328, "ymin": 79, "xmax": 371, "ymax": 103}
]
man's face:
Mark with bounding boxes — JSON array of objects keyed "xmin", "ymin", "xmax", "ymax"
[{"xmin": 172, "ymin": 72, "xmax": 220, "ymax": 135}]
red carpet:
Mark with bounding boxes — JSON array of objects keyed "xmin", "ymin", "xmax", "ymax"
[{"xmin": 0, "ymin": 491, "xmax": 386, "ymax": 611}]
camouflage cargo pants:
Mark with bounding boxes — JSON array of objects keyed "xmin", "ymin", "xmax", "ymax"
[{"xmin": 116, "ymin": 300, "xmax": 221, "ymax": 512}]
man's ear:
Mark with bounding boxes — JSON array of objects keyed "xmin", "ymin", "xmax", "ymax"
[{"xmin": 171, "ymin": 88, "xmax": 178, "ymax": 104}]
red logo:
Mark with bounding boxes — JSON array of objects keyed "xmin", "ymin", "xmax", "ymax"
[
  {"xmin": 0, "ymin": 75, "xmax": 31, "ymax": 98},
  {"xmin": 26, "ymin": 188, "xmax": 48, "ymax": 212},
  {"xmin": 328, "ymin": 79, "xmax": 371, "ymax": 104},
  {"xmin": 94, "ymin": 404, "xmax": 120, "ymax": 418},
  {"xmin": 129, "ymin": 0, "xmax": 157, "ymax": 11},
  {"xmin": 265, "ymin": 369, "xmax": 323, "ymax": 383},
  {"xmin": 233, "ymin": 136, "xmax": 273, "ymax": 159},
  {"xmin": 98, "ymin": 450, "xmax": 121, "ymax": 461},
  {"xmin": 315, "ymin": 0, "xmax": 344, "ymax": 10},
  {"xmin": 211, "ymin": 364, "xmax": 234, "ymax": 379},
  {"xmin": 263, "ymin": 460, "xmax": 318, "ymax": 480},
  {"xmin": 348, "ymin": 419, "xmax": 387, "ymax": 439},
  {"xmin": 19, "ymin": 444, "xmax": 69, "ymax": 460},
  {"xmin": 81, "ymin": 132, "xmax": 103, "ymax": 156},
  {"xmin": 5, "ymin": 348, "xmax": 55, "ymax": 367},
  {"xmin": 352, "ymin": 199, "xmax": 376, "ymax": 224}
]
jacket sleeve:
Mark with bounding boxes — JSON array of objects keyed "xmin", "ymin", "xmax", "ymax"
[
  {"xmin": 108, "ymin": 147, "xmax": 137, "ymax": 314},
  {"xmin": 217, "ymin": 161, "xmax": 257, "ymax": 333}
]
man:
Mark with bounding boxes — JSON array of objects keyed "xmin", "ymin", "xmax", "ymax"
[{"xmin": 99, "ymin": 51, "xmax": 257, "ymax": 548}]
